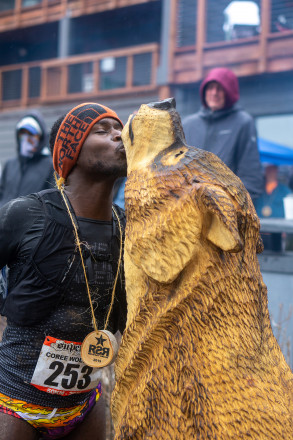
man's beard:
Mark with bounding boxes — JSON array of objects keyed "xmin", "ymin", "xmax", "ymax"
[{"xmin": 91, "ymin": 159, "xmax": 127, "ymax": 178}]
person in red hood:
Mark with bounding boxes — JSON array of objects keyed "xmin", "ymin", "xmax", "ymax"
[{"xmin": 182, "ymin": 67, "xmax": 264, "ymax": 203}]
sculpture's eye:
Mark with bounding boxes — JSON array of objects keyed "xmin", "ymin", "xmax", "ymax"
[
  {"xmin": 129, "ymin": 115, "xmax": 135, "ymax": 145},
  {"xmin": 161, "ymin": 146, "xmax": 188, "ymax": 167}
]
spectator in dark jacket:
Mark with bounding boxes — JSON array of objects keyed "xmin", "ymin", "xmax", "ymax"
[
  {"xmin": 255, "ymin": 163, "xmax": 291, "ymax": 219},
  {"xmin": 182, "ymin": 67, "xmax": 264, "ymax": 202},
  {"xmin": 0, "ymin": 110, "xmax": 54, "ymax": 207}
]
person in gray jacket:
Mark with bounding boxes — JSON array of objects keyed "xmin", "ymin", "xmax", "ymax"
[
  {"xmin": 182, "ymin": 67, "xmax": 264, "ymax": 202},
  {"xmin": 0, "ymin": 110, "xmax": 54, "ymax": 207}
]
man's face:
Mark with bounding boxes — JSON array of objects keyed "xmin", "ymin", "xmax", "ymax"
[
  {"xmin": 77, "ymin": 117, "xmax": 127, "ymax": 178},
  {"xmin": 205, "ymin": 81, "xmax": 226, "ymax": 112},
  {"xmin": 18, "ymin": 128, "xmax": 41, "ymax": 157}
]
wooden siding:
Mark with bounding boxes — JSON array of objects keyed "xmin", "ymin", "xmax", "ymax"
[
  {"xmin": 171, "ymin": 0, "xmax": 293, "ymax": 84},
  {"xmin": 172, "ymin": 30, "xmax": 293, "ymax": 83},
  {"xmin": 0, "ymin": 0, "xmax": 157, "ymax": 31},
  {"xmin": 0, "ymin": 0, "xmax": 293, "ymax": 112}
]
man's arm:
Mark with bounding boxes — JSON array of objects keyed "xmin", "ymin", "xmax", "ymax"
[{"xmin": 0, "ymin": 196, "xmax": 41, "ymax": 269}]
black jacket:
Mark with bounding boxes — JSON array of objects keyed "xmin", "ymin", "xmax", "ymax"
[
  {"xmin": 183, "ymin": 104, "xmax": 264, "ymax": 202},
  {"xmin": 0, "ymin": 189, "xmax": 127, "ymax": 331},
  {"xmin": 0, "ymin": 110, "xmax": 54, "ymax": 207}
]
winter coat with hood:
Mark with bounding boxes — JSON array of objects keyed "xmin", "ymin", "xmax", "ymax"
[
  {"xmin": 182, "ymin": 68, "xmax": 264, "ymax": 202},
  {"xmin": 0, "ymin": 110, "xmax": 54, "ymax": 208}
]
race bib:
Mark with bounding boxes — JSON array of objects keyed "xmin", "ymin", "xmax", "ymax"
[{"xmin": 30, "ymin": 336, "xmax": 101, "ymax": 396}]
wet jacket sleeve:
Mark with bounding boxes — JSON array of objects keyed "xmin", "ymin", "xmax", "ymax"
[
  {"xmin": 0, "ymin": 163, "xmax": 8, "ymax": 203},
  {"xmin": 235, "ymin": 117, "xmax": 264, "ymax": 202},
  {"xmin": 0, "ymin": 196, "xmax": 40, "ymax": 269}
]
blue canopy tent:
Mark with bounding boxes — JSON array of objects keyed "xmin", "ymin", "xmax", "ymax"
[{"xmin": 258, "ymin": 138, "xmax": 293, "ymax": 165}]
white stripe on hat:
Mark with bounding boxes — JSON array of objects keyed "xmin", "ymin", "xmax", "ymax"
[{"xmin": 16, "ymin": 116, "xmax": 42, "ymax": 135}]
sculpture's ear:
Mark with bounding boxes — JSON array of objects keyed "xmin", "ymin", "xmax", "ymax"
[{"xmin": 200, "ymin": 186, "xmax": 243, "ymax": 253}]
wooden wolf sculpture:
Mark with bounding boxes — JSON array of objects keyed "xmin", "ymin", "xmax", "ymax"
[{"xmin": 111, "ymin": 98, "xmax": 293, "ymax": 439}]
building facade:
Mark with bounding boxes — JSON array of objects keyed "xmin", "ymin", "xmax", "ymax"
[{"xmin": 0, "ymin": 0, "xmax": 293, "ymax": 161}]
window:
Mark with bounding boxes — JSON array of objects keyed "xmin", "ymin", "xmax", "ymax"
[
  {"xmin": 133, "ymin": 53, "xmax": 152, "ymax": 86},
  {"xmin": 2, "ymin": 70, "xmax": 22, "ymax": 101},
  {"xmin": 68, "ymin": 62, "xmax": 94, "ymax": 94},
  {"xmin": 206, "ymin": 0, "xmax": 260, "ymax": 43},
  {"xmin": 0, "ymin": 0, "xmax": 15, "ymax": 12},
  {"xmin": 177, "ymin": 0, "xmax": 197, "ymax": 47},
  {"xmin": 99, "ymin": 57, "xmax": 127, "ymax": 90},
  {"xmin": 22, "ymin": 0, "xmax": 42, "ymax": 7},
  {"xmin": 271, "ymin": 0, "xmax": 293, "ymax": 33}
]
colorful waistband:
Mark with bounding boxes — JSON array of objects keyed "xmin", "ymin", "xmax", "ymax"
[{"xmin": 0, "ymin": 383, "xmax": 101, "ymax": 439}]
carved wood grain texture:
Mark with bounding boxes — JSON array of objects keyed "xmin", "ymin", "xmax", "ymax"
[{"xmin": 111, "ymin": 100, "xmax": 293, "ymax": 439}]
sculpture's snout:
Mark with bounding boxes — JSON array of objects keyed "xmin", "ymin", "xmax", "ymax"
[{"xmin": 147, "ymin": 98, "xmax": 176, "ymax": 111}]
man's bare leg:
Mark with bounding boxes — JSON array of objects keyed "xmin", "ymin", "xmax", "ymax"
[
  {"xmin": 0, "ymin": 412, "xmax": 39, "ymax": 440},
  {"xmin": 64, "ymin": 395, "xmax": 106, "ymax": 440}
]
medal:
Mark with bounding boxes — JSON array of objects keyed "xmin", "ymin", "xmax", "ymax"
[
  {"xmin": 262, "ymin": 205, "xmax": 272, "ymax": 217},
  {"xmin": 81, "ymin": 330, "xmax": 118, "ymax": 368}
]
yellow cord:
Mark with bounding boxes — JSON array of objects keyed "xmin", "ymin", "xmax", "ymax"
[
  {"xmin": 54, "ymin": 173, "xmax": 123, "ymax": 333},
  {"xmin": 55, "ymin": 173, "xmax": 65, "ymax": 190}
]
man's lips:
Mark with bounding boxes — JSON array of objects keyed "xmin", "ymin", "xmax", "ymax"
[{"xmin": 117, "ymin": 143, "xmax": 126, "ymax": 154}]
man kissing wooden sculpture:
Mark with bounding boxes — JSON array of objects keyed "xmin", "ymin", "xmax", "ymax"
[{"xmin": 111, "ymin": 98, "xmax": 293, "ymax": 439}]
